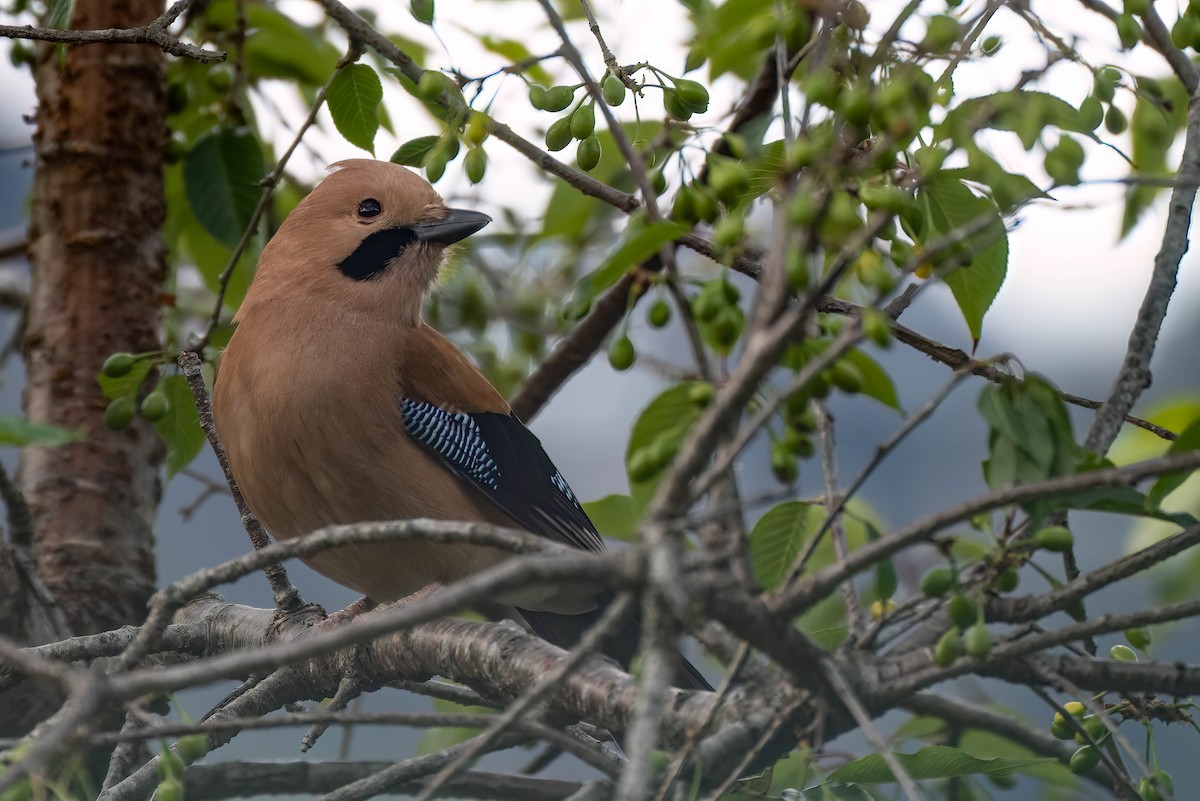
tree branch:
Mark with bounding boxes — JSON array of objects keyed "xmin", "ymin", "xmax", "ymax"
[{"xmin": 0, "ymin": 0, "xmax": 223, "ymax": 62}]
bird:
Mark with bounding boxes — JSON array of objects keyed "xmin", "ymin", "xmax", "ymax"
[{"xmin": 211, "ymin": 159, "xmax": 710, "ymax": 691}]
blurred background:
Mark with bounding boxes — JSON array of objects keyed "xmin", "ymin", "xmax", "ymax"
[{"xmin": 1, "ymin": 1, "xmax": 1199, "ymax": 797}]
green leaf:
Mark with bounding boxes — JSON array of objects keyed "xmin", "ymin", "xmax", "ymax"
[
  {"xmin": 184, "ymin": 127, "xmax": 266, "ymax": 250},
  {"xmin": 939, "ymin": 91, "xmax": 1099, "ymax": 149},
  {"xmin": 910, "ymin": 175, "xmax": 1008, "ymax": 344},
  {"xmin": 0, "ymin": 417, "xmax": 79, "ymax": 448},
  {"xmin": 152, "ymin": 375, "xmax": 206, "ymax": 479},
  {"xmin": 204, "ymin": 1, "xmax": 338, "ymax": 85},
  {"xmin": 45, "ymin": 0, "xmax": 74, "ymax": 28},
  {"xmin": 842, "ymin": 349, "xmax": 901, "ymax": 411},
  {"xmin": 1047, "ymin": 485, "xmax": 1197, "ymax": 528},
  {"xmin": 1122, "ymin": 78, "xmax": 1188, "ymax": 236},
  {"xmin": 390, "ymin": 135, "xmax": 441, "ymax": 166},
  {"xmin": 826, "ymin": 745, "xmax": 1053, "ymax": 784},
  {"xmin": 782, "ymin": 343, "xmax": 900, "ymax": 412},
  {"xmin": 625, "ymin": 383, "xmax": 707, "ymax": 511},
  {"xmin": 566, "ymin": 220, "xmax": 688, "ymax": 317},
  {"xmin": 979, "ymin": 374, "xmax": 1082, "ymax": 493},
  {"xmin": 327, "ymin": 64, "xmax": 384, "ymax": 154},
  {"xmin": 583, "ymin": 494, "xmax": 638, "ymax": 541},
  {"xmin": 478, "ymin": 35, "xmax": 551, "ymax": 85},
  {"xmin": 749, "ymin": 501, "xmax": 823, "ymax": 590},
  {"xmin": 1147, "ymin": 416, "xmax": 1200, "ymax": 509}
]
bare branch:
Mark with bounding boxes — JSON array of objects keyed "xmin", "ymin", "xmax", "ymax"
[
  {"xmin": 1084, "ymin": 83, "xmax": 1200, "ymax": 453},
  {"xmin": 0, "ymin": 0, "xmax": 224, "ymax": 62}
]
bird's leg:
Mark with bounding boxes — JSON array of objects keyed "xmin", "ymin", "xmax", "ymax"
[
  {"xmin": 375, "ymin": 580, "xmax": 445, "ymax": 611},
  {"xmin": 316, "ymin": 596, "xmax": 378, "ymax": 631}
]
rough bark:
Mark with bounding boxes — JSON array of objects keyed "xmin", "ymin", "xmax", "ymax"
[{"xmin": 17, "ymin": 0, "xmax": 166, "ymax": 639}]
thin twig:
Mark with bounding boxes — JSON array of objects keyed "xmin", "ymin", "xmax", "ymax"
[{"xmin": 175, "ymin": 352, "xmax": 301, "ymax": 618}]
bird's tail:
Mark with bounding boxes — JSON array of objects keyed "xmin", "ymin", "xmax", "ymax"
[{"xmin": 519, "ymin": 596, "xmax": 713, "ymax": 692}]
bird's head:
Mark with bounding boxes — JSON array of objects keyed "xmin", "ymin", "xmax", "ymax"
[{"xmin": 243, "ymin": 159, "xmax": 490, "ymax": 326}]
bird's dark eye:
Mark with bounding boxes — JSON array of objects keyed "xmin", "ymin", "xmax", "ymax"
[{"xmin": 357, "ymin": 198, "xmax": 382, "ymax": 219}]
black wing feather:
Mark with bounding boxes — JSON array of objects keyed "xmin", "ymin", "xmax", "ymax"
[{"xmin": 400, "ymin": 400, "xmax": 604, "ymax": 553}]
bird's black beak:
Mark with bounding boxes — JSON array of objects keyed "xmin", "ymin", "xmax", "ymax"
[{"xmin": 413, "ymin": 208, "xmax": 492, "ymax": 245}]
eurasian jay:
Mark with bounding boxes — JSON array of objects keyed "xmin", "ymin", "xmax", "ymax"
[{"xmin": 211, "ymin": 159, "xmax": 709, "ymax": 690}]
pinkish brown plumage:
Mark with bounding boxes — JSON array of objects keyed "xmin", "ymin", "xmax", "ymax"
[{"xmin": 212, "ymin": 160, "xmax": 709, "ymax": 689}]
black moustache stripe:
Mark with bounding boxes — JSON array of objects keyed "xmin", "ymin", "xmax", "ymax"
[{"xmin": 337, "ymin": 226, "xmax": 418, "ymax": 281}]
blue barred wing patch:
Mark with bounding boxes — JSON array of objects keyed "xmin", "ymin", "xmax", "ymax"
[
  {"xmin": 400, "ymin": 400, "xmax": 500, "ymax": 491},
  {"xmin": 398, "ymin": 399, "xmax": 604, "ymax": 553}
]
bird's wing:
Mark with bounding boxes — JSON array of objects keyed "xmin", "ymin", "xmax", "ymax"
[{"xmin": 400, "ymin": 399, "xmax": 605, "ymax": 554}]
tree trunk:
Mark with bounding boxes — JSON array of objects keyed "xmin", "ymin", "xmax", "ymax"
[{"xmin": 18, "ymin": 0, "xmax": 167, "ymax": 640}]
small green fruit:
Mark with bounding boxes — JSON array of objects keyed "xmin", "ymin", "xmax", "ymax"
[
  {"xmin": 672, "ymin": 78, "xmax": 710, "ymax": 113},
  {"xmin": 140, "ymin": 391, "xmax": 169, "ymax": 423},
  {"xmin": 157, "ymin": 749, "xmax": 185, "ymax": 781},
  {"xmin": 424, "ymin": 150, "xmax": 448, "ymax": 183},
  {"xmin": 542, "ymin": 85, "xmax": 576, "ymax": 112},
  {"xmin": 1124, "ymin": 626, "xmax": 1152, "ymax": 651},
  {"xmin": 102, "ymin": 352, "xmax": 137, "ymax": 378},
  {"xmin": 770, "ymin": 442, "xmax": 799, "ymax": 484},
  {"xmin": 934, "ymin": 628, "xmax": 962, "ymax": 667},
  {"xmin": 602, "ymin": 74, "xmax": 626, "ymax": 106},
  {"xmin": 994, "ymin": 567, "xmax": 1020, "ymax": 593},
  {"xmin": 921, "ymin": 566, "xmax": 955, "ymax": 598},
  {"xmin": 178, "ymin": 733, "xmax": 208, "ymax": 764},
  {"xmin": 965, "ymin": 621, "xmax": 991, "ymax": 659},
  {"xmin": 545, "ymin": 117, "xmax": 573, "ymax": 152},
  {"xmin": 1110, "ymin": 644, "xmax": 1137, "ymax": 662},
  {"xmin": 672, "ymin": 185, "xmax": 698, "ymax": 223},
  {"xmin": 1052, "ymin": 701, "xmax": 1087, "ymax": 739},
  {"xmin": 1034, "ymin": 525, "xmax": 1074, "ymax": 552},
  {"xmin": 465, "ymin": 111, "xmax": 489, "ymax": 145},
  {"xmin": 206, "ymin": 65, "xmax": 233, "ymax": 93},
  {"xmin": 947, "ymin": 593, "xmax": 976, "ymax": 629},
  {"xmin": 688, "ymin": 382, "xmax": 715, "ymax": 407},
  {"xmin": 1076, "ymin": 715, "xmax": 1109, "ymax": 744},
  {"xmin": 570, "ymin": 103, "xmax": 596, "ymax": 140},
  {"xmin": 465, "ymin": 146, "xmax": 487, "ymax": 184},
  {"xmin": 663, "ymin": 88, "xmax": 693, "ymax": 121},
  {"xmin": 608, "ymin": 334, "xmax": 635, "ymax": 371},
  {"xmin": 924, "ymin": 14, "xmax": 961, "ymax": 54},
  {"xmin": 981, "ymin": 35, "xmax": 1002, "ymax": 55},
  {"xmin": 577, "ymin": 135, "xmax": 602, "ymax": 171},
  {"xmin": 712, "ymin": 213, "xmax": 744, "ymax": 248},
  {"xmin": 155, "ymin": 778, "xmax": 184, "ymax": 801},
  {"xmin": 1069, "ymin": 745, "xmax": 1101, "ymax": 774},
  {"xmin": 1116, "ymin": 13, "xmax": 1141, "ymax": 50},
  {"xmin": 105, "ymin": 398, "xmax": 136, "ymax": 431},
  {"xmin": 1105, "ymin": 104, "xmax": 1128, "ymax": 135},
  {"xmin": 648, "ymin": 298, "xmax": 671, "ymax": 328},
  {"xmin": 528, "ymin": 85, "xmax": 548, "ymax": 110},
  {"xmin": 417, "ymin": 70, "xmax": 454, "ymax": 103},
  {"xmin": 862, "ymin": 310, "xmax": 891, "ymax": 348}
]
